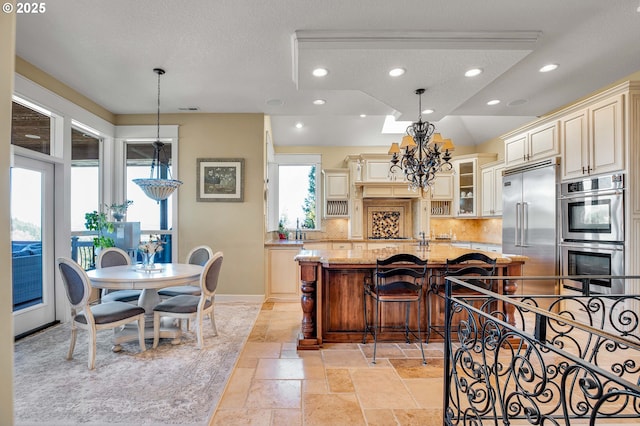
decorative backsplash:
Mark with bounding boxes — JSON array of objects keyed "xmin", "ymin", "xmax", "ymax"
[
  {"xmin": 364, "ymin": 199, "xmax": 412, "ymax": 239},
  {"xmin": 370, "ymin": 211, "xmax": 401, "ymax": 239}
]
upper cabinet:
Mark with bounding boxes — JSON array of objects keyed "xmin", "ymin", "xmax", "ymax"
[
  {"xmin": 504, "ymin": 121, "xmax": 559, "ymax": 168},
  {"xmin": 480, "ymin": 161, "xmax": 505, "ymax": 217},
  {"xmin": 452, "ymin": 153, "xmax": 497, "ymax": 217},
  {"xmin": 364, "ymin": 157, "xmax": 395, "ymax": 182},
  {"xmin": 322, "ymin": 169, "xmax": 349, "ymax": 217},
  {"xmin": 561, "ymin": 94, "xmax": 624, "ymax": 180}
]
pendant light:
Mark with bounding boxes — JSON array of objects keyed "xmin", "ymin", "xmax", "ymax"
[{"xmin": 133, "ymin": 68, "xmax": 183, "ymax": 201}]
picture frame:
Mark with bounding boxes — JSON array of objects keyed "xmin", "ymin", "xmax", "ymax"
[{"xmin": 196, "ymin": 158, "xmax": 244, "ymax": 202}]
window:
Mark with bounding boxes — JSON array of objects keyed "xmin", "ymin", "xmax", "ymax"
[
  {"xmin": 11, "ymin": 99, "xmax": 52, "ymax": 155},
  {"xmin": 271, "ymin": 154, "xmax": 321, "ymax": 231},
  {"xmin": 70, "ymin": 127, "xmax": 100, "ymax": 231},
  {"xmin": 125, "ymin": 142, "xmax": 174, "ymax": 230}
]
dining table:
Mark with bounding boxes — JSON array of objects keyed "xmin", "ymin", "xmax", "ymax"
[{"xmin": 86, "ymin": 262, "xmax": 203, "ymax": 351}]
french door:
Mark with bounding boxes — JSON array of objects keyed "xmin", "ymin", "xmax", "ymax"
[{"xmin": 11, "ymin": 155, "xmax": 56, "ymax": 336}]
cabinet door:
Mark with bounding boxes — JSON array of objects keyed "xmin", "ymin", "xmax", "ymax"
[
  {"xmin": 432, "ymin": 173, "xmax": 454, "ymax": 199},
  {"xmin": 590, "ymin": 94, "xmax": 624, "ymax": 175},
  {"xmin": 481, "ymin": 167, "xmax": 494, "ymax": 216},
  {"xmin": 365, "ymin": 160, "xmax": 391, "ymax": 181},
  {"xmin": 454, "ymin": 159, "xmax": 477, "ymax": 216},
  {"xmin": 561, "ymin": 109, "xmax": 589, "ymax": 180},
  {"xmin": 325, "ymin": 171, "xmax": 349, "ymax": 199},
  {"xmin": 528, "ymin": 121, "xmax": 559, "ymax": 162},
  {"xmin": 267, "ymin": 249, "xmax": 299, "ymax": 300},
  {"xmin": 504, "ymin": 134, "xmax": 527, "ymax": 167}
]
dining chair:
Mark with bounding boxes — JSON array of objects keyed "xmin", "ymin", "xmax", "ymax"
[
  {"xmin": 426, "ymin": 252, "xmax": 497, "ymax": 343},
  {"xmin": 56, "ymin": 257, "xmax": 146, "ymax": 369},
  {"xmin": 97, "ymin": 247, "xmax": 142, "ymax": 304},
  {"xmin": 158, "ymin": 245, "xmax": 214, "ymax": 298},
  {"xmin": 153, "ymin": 251, "xmax": 223, "ymax": 349},
  {"xmin": 362, "ymin": 253, "xmax": 428, "ymax": 364}
]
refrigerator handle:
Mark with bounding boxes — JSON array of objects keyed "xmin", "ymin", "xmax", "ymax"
[
  {"xmin": 521, "ymin": 202, "xmax": 528, "ymax": 247},
  {"xmin": 515, "ymin": 202, "xmax": 521, "ymax": 246}
]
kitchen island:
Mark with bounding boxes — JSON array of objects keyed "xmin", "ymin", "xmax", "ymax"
[{"xmin": 294, "ymin": 244, "xmax": 525, "ymax": 350}]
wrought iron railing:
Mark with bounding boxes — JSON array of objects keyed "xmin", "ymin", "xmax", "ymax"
[{"xmin": 442, "ymin": 275, "xmax": 640, "ymax": 425}]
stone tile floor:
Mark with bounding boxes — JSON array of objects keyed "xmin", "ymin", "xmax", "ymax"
[{"xmin": 210, "ymin": 302, "xmax": 444, "ymax": 425}]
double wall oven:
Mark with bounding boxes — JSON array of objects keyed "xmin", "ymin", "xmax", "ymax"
[{"xmin": 560, "ymin": 173, "xmax": 625, "ymax": 295}]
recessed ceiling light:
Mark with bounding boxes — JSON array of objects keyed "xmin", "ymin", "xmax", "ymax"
[
  {"xmin": 312, "ymin": 68, "xmax": 328, "ymax": 77},
  {"xmin": 360, "ymin": 114, "xmax": 367, "ymax": 118},
  {"xmin": 487, "ymin": 99, "xmax": 501, "ymax": 106},
  {"xmin": 464, "ymin": 68, "xmax": 483, "ymax": 77},
  {"xmin": 266, "ymin": 99, "xmax": 284, "ymax": 106},
  {"xmin": 295, "ymin": 122, "xmax": 304, "ymax": 129},
  {"xmin": 539, "ymin": 63, "xmax": 558, "ymax": 73},
  {"xmin": 422, "ymin": 109, "xmax": 435, "ymax": 115},
  {"xmin": 313, "ymin": 99, "xmax": 326, "ymax": 105},
  {"xmin": 389, "ymin": 68, "xmax": 406, "ymax": 77}
]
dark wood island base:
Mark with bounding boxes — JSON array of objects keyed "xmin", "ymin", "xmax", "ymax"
[{"xmin": 295, "ymin": 245, "xmax": 525, "ymax": 350}]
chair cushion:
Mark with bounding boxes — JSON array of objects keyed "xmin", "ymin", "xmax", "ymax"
[
  {"xmin": 101, "ymin": 290, "xmax": 142, "ymax": 303},
  {"xmin": 75, "ymin": 302, "xmax": 145, "ymax": 325},
  {"xmin": 158, "ymin": 286, "xmax": 201, "ymax": 297},
  {"xmin": 153, "ymin": 295, "xmax": 211, "ymax": 314}
]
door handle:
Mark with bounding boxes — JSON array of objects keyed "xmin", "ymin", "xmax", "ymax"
[
  {"xmin": 521, "ymin": 202, "xmax": 528, "ymax": 247},
  {"xmin": 515, "ymin": 202, "xmax": 521, "ymax": 246}
]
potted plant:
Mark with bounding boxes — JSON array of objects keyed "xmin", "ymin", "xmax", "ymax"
[
  {"xmin": 84, "ymin": 210, "xmax": 115, "ymax": 249},
  {"xmin": 108, "ymin": 200, "xmax": 133, "ymax": 222},
  {"xmin": 278, "ymin": 219, "xmax": 288, "ymax": 240}
]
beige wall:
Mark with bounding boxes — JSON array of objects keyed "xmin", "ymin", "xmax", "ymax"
[
  {"xmin": 1, "ymin": 4, "xmax": 15, "ymax": 422},
  {"xmin": 116, "ymin": 113, "xmax": 265, "ymax": 296}
]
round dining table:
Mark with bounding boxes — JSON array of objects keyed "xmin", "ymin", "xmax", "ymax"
[{"xmin": 87, "ymin": 263, "xmax": 203, "ymax": 350}]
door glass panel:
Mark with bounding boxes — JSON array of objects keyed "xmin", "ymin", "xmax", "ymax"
[
  {"xmin": 11, "ymin": 100, "xmax": 51, "ymax": 155},
  {"xmin": 11, "ymin": 168, "xmax": 43, "ymax": 312}
]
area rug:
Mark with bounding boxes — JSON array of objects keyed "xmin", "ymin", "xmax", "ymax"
[{"xmin": 13, "ymin": 301, "xmax": 261, "ymax": 426}]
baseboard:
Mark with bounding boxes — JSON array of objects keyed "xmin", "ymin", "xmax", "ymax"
[{"xmin": 216, "ymin": 294, "xmax": 266, "ymax": 303}]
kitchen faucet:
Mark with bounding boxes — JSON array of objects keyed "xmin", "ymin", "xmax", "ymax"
[{"xmin": 418, "ymin": 231, "xmax": 429, "ymax": 247}]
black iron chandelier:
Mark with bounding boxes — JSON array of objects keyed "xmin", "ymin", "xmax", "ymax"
[
  {"xmin": 133, "ymin": 68, "xmax": 183, "ymax": 202},
  {"xmin": 388, "ymin": 88, "xmax": 455, "ymax": 193}
]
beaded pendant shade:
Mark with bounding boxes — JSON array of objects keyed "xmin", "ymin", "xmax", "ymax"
[
  {"xmin": 133, "ymin": 68, "xmax": 182, "ymax": 202},
  {"xmin": 388, "ymin": 88, "xmax": 455, "ymax": 193}
]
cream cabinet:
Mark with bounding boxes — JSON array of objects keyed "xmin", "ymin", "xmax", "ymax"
[
  {"xmin": 364, "ymin": 159, "xmax": 393, "ymax": 182},
  {"xmin": 561, "ymin": 94, "xmax": 624, "ymax": 180},
  {"xmin": 349, "ymin": 198, "xmax": 363, "ymax": 239},
  {"xmin": 266, "ymin": 248, "xmax": 300, "ymax": 301},
  {"xmin": 480, "ymin": 162, "xmax": 505, "ymax": 217},
  {"xmin": 504, "ymin": 121, "xmax": 559, "ymax": 168},
  {"xmin": 303, "ymin": 242, "xmax": 330, "ymax": 250},
  {"xmin": 431, "ymin": 173, "xmax": 454, "ymax": 199},
  {"xmin": 453, "ymin": 154, "xmax": 497, "ymax": 217},
  {"xmin": 323, "ymin": 169, "xmax": 349, "ymax": 218}
]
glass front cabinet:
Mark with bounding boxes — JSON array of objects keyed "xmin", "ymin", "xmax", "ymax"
[{"xmin": 452, "ymin": 153, "xmax": 497, "ymax": 217}]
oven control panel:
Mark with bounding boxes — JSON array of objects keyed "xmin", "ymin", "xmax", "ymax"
[{"xmin": 563, "ymin": 173, "xmax": 624, "ymax": 195}]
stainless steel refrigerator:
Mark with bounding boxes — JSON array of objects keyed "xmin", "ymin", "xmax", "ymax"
[{"xmin": 502, "ymin": 158, "xmax": 560, "ymax": 297}]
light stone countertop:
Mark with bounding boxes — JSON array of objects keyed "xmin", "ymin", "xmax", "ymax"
[{"xmin": 293, "ymin": 243, "xmax": 525, "ymax": 265}]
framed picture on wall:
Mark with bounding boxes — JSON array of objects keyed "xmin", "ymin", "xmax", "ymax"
[{"xmin": 196, "ymin": 158, "xmax": 244, "ymax": 202}]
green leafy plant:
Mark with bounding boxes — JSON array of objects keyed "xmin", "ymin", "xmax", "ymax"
[
  {"xmin": 84, "ymin": 210, "xmax": 115, "ymax": 249},
  {"xmin": 278, "ymin": 217, "xmax": 287, "ymax": 239}
]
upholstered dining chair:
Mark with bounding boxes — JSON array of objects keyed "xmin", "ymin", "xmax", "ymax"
[
  {"xmin": 97, "ymin": 247, "xmax": 142, "ymax": 304},
  {"xmin": 426, "ymin": 252, "xmax": 497, "ymax": 343},
  {"xmin": 56, "ymin": 257, "xmax": 146, "ymax": 369},
  {"xmin": 362, "ymin": 253, "xmax": 428, "ymax": 364},
  {"xmin": 158, "ymin": 245, "xmax": 214, "ymax": 298},
  {"xmin": 153, "ymin": 251, "xmax": 223, "ymax": 349}
]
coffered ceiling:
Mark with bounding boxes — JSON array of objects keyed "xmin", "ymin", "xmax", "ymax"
[{"xmin": 13, "ymin": 0, "xmax": 640, "ymax": 147}]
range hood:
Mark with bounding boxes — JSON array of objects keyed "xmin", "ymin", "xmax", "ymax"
[{"xmin": 356, "ymin": 181, "xmax": 423, "ymax": 199}]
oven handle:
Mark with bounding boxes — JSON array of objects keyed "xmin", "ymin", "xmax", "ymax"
[
  {"xmin": 560, "ymin": 189, "xmax": 624, "ymax": 200},
  {"xmin": 559, "ymin": 241, "xmax": 624, "ymax": 251}
]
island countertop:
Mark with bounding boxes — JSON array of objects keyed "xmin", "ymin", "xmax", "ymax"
[{"xmin": 294, "ymin": 243, "xmax": 525, "ymax": 265}]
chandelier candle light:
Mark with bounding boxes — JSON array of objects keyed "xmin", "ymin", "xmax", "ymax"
[
  {"xmin": 388, "ymin": 88, "xmax": 455, "ymax": 194},
  {"xmin": 133, "ymin": 68, "xmax": 183, "ymax": 202}
]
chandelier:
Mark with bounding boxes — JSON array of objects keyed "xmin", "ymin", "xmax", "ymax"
[
  {"xmin": 133, "ymin": 68, "xmax": 183, "ymax": 202},
  {"xmin": 388, "ymin": 88, "xmax": 455, "ymax": 193}
]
